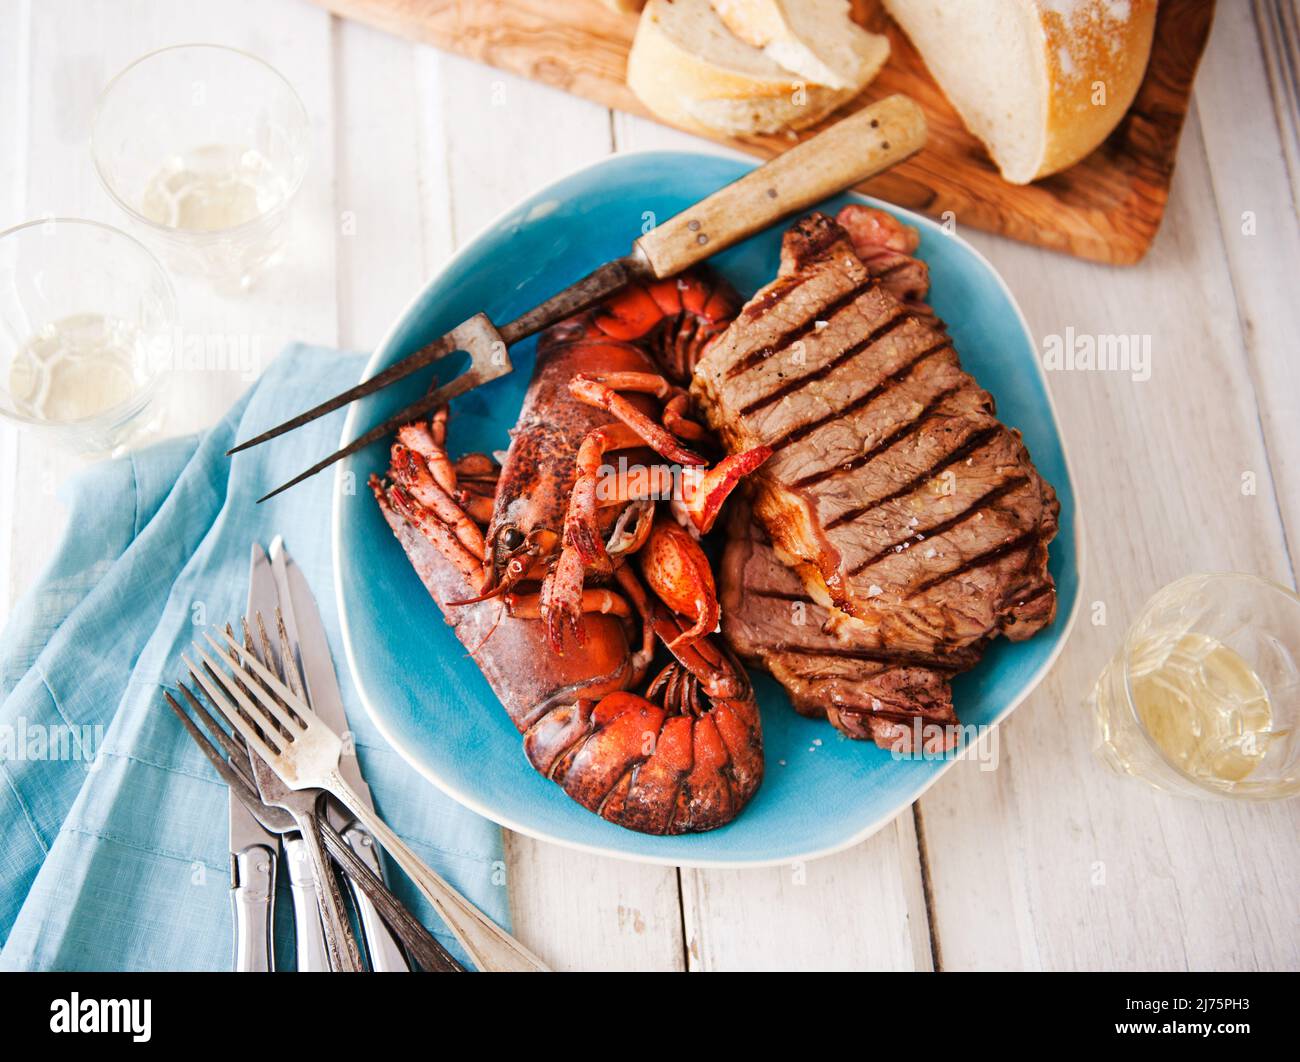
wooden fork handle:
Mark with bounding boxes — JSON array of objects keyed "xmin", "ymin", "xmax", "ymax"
[
  {"xmin": 328, "ymin": 772, "xmax": 549, "ymax": 972},
  {"xmin": 633, "ymin": 94, "xmax": 927, "ymax": 279}
]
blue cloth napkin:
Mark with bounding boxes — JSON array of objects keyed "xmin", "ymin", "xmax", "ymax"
[{"xmin": 0, "ymin": 344, "xmax": 508, "ymax": 971}]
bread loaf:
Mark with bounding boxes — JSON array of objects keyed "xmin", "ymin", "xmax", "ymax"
[{"xmin": 883, "ymin": 0, "xmax": 1156, "ymax": 183}]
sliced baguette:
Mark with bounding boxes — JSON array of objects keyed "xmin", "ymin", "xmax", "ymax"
[
  {"xmin": 883, "ymin": 0, "xmax": 1156, "ymax": 183},
  {"xmin": 627, "ymin": 0, "xmax": 866, "ymax": 136},
  {"xmin": 710, "ymin": 0, "xmax": 890, "ymax": 92}
]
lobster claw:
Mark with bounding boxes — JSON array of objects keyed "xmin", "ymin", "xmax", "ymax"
[
  {"xmin": 679, "ymin": 444, "xmax": 772, "ymax": 534},
  {"xmin": 638, "ymin": 518, "xmax": 719, "ymax": 651}
]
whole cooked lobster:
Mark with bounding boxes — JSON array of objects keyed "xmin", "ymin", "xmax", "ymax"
[{"xmin": 372, "ymin": 271, "xmax": 770, "ymax": 834}]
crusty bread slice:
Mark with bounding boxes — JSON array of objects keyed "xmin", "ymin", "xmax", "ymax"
[
  {"xmin": 710, "ymin": 0, "xmax": 889, "ymax": 92},
  {"xmin": 883, "ymin": 0, "xmax": 1156, "ymax": 183},
  {"xmin": 627, "ymin": 0, "xmax": 866, "ymax": 136}
]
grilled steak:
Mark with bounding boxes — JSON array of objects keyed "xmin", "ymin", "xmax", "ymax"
[{"xmin": 694, "ymin": 209, "xmax": 1059, "ymax": 736}]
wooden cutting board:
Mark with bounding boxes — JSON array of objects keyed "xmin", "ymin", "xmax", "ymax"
[{"xmin": 309, "ymin": 0, "xmax": 1215, "ymax": 265}]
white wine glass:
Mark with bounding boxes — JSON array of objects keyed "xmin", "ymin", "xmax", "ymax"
[
  {"xmin": 91, "ymin": 44, "xmax": 310, "ymax": 293},
  {"xmin": 0, "ymin": 218, "xmax": 176, "ymax": 456},
  {"xmin": 1090, "ymin": 572, "xmax": 1299, "ymax": 800}
]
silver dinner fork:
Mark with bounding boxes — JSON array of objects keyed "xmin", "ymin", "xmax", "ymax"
[
  {"xmin": 187, "ymin": 623, "xmax": 549, "ymax": 973},
  {"xmin": 162, "ymin": 685, "xmax": 463, "ymax": 972},
  {"xmin": 217, "ymin": 619, "xmax": 363, "ymax": 973}
]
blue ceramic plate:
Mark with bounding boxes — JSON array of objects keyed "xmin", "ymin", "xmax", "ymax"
[{"xmin": 334, "ymin": 152, "xmax": 1082, "ymax": 867}]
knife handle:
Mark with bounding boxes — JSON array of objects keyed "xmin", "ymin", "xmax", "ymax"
[
  {"xmin": 285, "ymin": 836, "xmax": 331, "ymax": 972},
  {"xmin": 231, "ymin": 845, "xmax": 276, "ymax": 973},
  {"xmin": 633, "ymin": 94, "xmax": 926, "ymax": 279},
  {"xmin": 327, "ymin": 770, "xmax": 549, "ymax": 972},
  {"xmin": 344, "ymin": 824, "xmax": 410, "ymax": 972}
]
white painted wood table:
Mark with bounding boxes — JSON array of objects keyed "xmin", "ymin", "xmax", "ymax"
[{"xmin": 2, "ymin": 0, "xmax": 1297, "ymax": 972}]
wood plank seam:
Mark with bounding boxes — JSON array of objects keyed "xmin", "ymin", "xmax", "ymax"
[
  {"xmin": 911, "ymin": 803, "xmax": 943, "ymax": 970},
  {"xmin": 674, "ymin": 867, "xmax": 691, "ymax": 971},
  {"xmin": 1190, "ymin": 96, "xmax": 1299, "ymax": 583},
  {"xmin": 330, "ymin": 13, "xmax": 348, "ymax": 345},
  {"xmin": 1252, "ymin": 0, "xmax": 1300, "ymax": 210}
]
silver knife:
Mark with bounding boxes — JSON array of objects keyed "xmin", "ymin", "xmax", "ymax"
[
  {"xmin": 268, "ymin": 536, "xmax": 410, "ymax": 972},
  {"xmin": 247, "ymin": 542, "xmax": 331, "ymax": 972},
  {"xmin": 229, "ymin": 553, "xmax": 281, "ymax": 972}
]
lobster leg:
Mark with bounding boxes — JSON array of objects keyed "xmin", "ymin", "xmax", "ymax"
[
  {"xmin": 398, "ymin": 409, "xmax": 500, "ymax": 527},
  {"xmin": 568, "ymin": 372, "xmax": 772, "ymax": 535},
  {"xmin": 541, "ymin": 455, "xmax": 649, "ymax": 654},
  {"xmin": 612, "ymin": 561, "xmax": 656, "ymax": 677},
  {"xmin": 398, "ymin": 409, "xmax": 459, "ymax": 495},
  {"xmin": 664, "ymin": 394, "xmax": 708, "ymax": 442},
  {"xmin": 563, "ymin": 421, "xmax": 653, "ymax": 570},
  {"xmin": 369, "ymin": 475, "xmax": 489, "ymax": 593},
  {"xmin": 460, "ymin": 493, "xmax": 494, "ymax": 525},
  {"xmin": 372, "ymin": 410, "xmax": 500, "ymax": 598},
  {"xmin": 570, "ymin": 371, "xmax": 708, "ymax": 441},
  {"xmin": 568, "ymin": 374, "xmax": 705, "ymax": 466},
  {"xmin": 453, "ymin": 451, "xmax": 497, "ymax": 480},
  {"xmin": 539, "ymin": 543, "xmax": 587, "ymax": 651},
  {"xmin": 505, "ymin": 588, "xmax": 632, "ymax": 620},
  {"xmin": 389, "ymin": 443, "xmax": 487, "ymax": 561}
]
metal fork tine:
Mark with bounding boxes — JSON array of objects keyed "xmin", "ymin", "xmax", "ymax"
[
  {"xmin": 195, "ymin": 648, "xmax": 296, "ymax": 749},
  {"xmin": 197, "ymin": 639, "xmax": 300, "ymax": 738},
  {"xmin": 177, "ymin": 681, "xmax": 254, "ymax": 778},
  {"xmin": 252, "ymin": 612, "xmax": 275, "ymax": 672},
  {"xmin": 204, "ymin": 630, "xmax": 309, "ymax": 731},
  {"xmin": 252, "ymin": 613, "xmax": 306, "ymax": 728},
  {"xmin": 184, "ymin": 654, "xmax": 284, "ymax": 767},
  {"xmin": 273, "ymin": 609, "xmax": 307, "ymax": 700},
  {"xmin": 254, "ymin": 372, "xmax": 484, "ymax": 504},
  {"xmin": 163, "ymin": 689, "xmax": 266, "ymax": 813},
  {"xmin": 225, "ymin": 333, "xmax": 459, "ymax": 457}
]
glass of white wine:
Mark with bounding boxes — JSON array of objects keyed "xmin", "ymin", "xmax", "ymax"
[
  {"xmin": 1090, "ymin": 573, "xmax": 1299, "ymax": 800},
  {"xmin": 91, "ymin": 44, "xmax": 310, "ymax": 292},
  {"xmin": 0, "ymin": 218, "xmax": 176, "ymax": 456}
]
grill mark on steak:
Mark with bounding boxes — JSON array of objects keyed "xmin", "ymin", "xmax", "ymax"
[
  {"xmin": 738, "ymin": 271, "xmax": 811, "ymax": 323},
  {"xmin": 725, "ymin": 277, "xmax": 883, "ymax": 382},
  {"xmin": 823, "ymin": 424, "xmax": 1003, "ymax": 528},
  {"xmin": 793, "ymin": 380, "xmax": 968, "ymax": 489},
  {"xmin": 1000, "ymin": 581, "xmax": 1053, "ymax": 610},
  {"xmin": 907, "ymin": 529, "xmax": 1042, "ymax": 595},
  {"xmin": 849, "ymin": 475, "xmax": 1031, "ymax": 576},
  {"xmin": 742, "ymin": 634, "xmax": 968, "ymax": 671},
  {"xmin": 737, "ymin": 309, "xmax": 912, "ymax": 416},
  {"xmin": 771, "ymin": 339, "xmax": 953, "ymax": 449}
]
